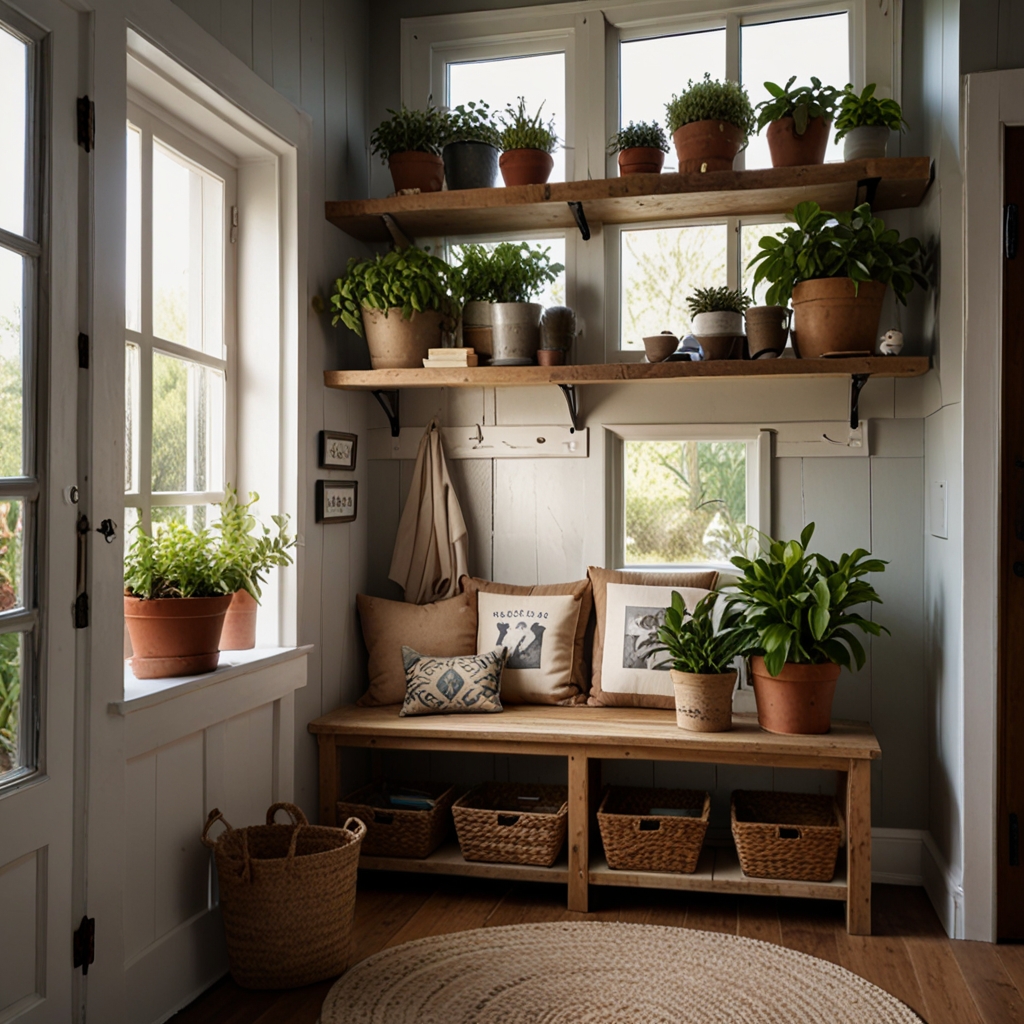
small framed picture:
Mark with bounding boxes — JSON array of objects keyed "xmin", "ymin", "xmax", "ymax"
[
  {"xmin": 317, "ymin": 480, "xmax": 358, "ymax": 523},
  {"xmin": 319, "ymin": 430, "xmax": 357, "ymax": 470}
]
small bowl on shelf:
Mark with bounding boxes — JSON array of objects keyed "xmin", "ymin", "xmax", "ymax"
[{"xmin": 643, "ymin": 333, "xmax": 679, "ymax": 362}]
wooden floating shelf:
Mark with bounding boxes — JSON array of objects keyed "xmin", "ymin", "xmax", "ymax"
[{"xmin": 325, "ymin": 157, "xmax": 933, "ymax": 243}]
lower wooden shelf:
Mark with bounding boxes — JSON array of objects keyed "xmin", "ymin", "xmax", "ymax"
[{"xmin": 359, "ymin": 841, "xmax": 569, "ymax": 884}]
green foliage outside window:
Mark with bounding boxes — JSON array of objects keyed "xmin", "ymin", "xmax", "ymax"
[{"xmin": 0, "ymin": 632, "xmax": 19, "ymax": 773}]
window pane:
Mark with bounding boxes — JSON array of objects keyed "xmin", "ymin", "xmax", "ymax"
[
  {"xmin": 0, "ymin": 500, "xmax": 23, "ymax": 612},
  {"xmin": 741, "ymin": 220, "xmax": 790, "ymax": 307},
  {"xmin": 448, "ymin": 53, "xmax": 567, "ymax": 183},
  {"xmin": 0, "ymin": 26, "xmax": 28, "ymax": 236},
  {"xmin": 449, "ymin": 238, "xmax": 566, "ymax": 309},
  {"xmin": 620, "ymin": 224, "xmax": 728, "ymax": 349},
  {"xmin": 0, "ymin": 247, "xmax": 24, "ymax": 476},
  {"xmin": 125, "ymin": 342, "xmax": 140, "ymax": 493},
  {"xmin": 0, "ymin": 631, "xmax": 25, "ymax": 777},
  {"xmin": 625, "ymin": 440, "xmax": 747, "ymax": 566},
  {"xmin": 126, "ymin": 123, "xmax": 142, "ymax": 333},
  {"xmin": 741, "ymin": 13, "xmax": 849, "ymax": 170},
  {"xmin": 620, "ymin": 30, "xmax": 726, "ymax": 173},
  {"xmin": 152, "ymin": 504, "xmax": 214, "ymax": 532}
]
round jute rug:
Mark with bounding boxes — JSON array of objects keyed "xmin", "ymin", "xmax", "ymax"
[{"xmin": 320, "ymin": 921, "xmax": 922, "ymax": 1024}]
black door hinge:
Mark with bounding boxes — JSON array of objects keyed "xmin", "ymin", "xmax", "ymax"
[
  {"xmin": 1011, "ymin": 812, "xmax": 1020, "ymax": 867},
  {"xmin": 78, "ymin": 333, "xmax": 89, "ymax": 369},
  {"xmin": 73, "ymin": 916, "xmax": 95, "ymax": 974},
  {"xmin": 76, "ymin": 96, "xmax": 94, "ymax": 153},
  {"xmin": 1006, "ymin": 203, "xmax": 1018, "ymax": 260}
]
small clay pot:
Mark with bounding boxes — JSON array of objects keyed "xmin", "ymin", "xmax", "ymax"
[
  {"xmin": 790, "ymin": 278, "xmax": 886, "ymax": 358},
  {"xmin": 750, "ymin": 656, "xmax": 840, "ymax": 735},
  {"xmin": 220, "ymin": 589, "xmax": 258, "ymax": 651},
  {"xmin": 499, "ymin": 149, "xmax": 554, "ymax": 187},
  {"xmin": 672, "ymin": 120, "xmax": 746, "ymax": 173},
  {"xmin": 745, "ymin": 306, "xmax": 791, "ymax": 359},
  {"xmin": 125, "ymin": 594, "xmax": 232, "ymax": 679},
  {"xmin": 671, "ymin": 670, "xmax": 736, "ymax": 732},
  {"xmin": 387, "ymin": 151, "xmax": 445, "ymax": 193},
  {"xmin": 765, "ymin": 116, "xmax": 831, "ymax": 167},
  {"xmin": 362, "ymin": 307, "xmax": 445, "ymax": 369},
  {"xmin": 617, "ymin": 147, "xmax": 665, "ymax": 176},
  {"xmin": 643, "ymin": 335, "xmax": 679, "ymax": 362},
  {"xmin": 536, "ymin": 348, "xmax": 565, "ymax": 366},
  {"xmin": 694, "ymin": 336, "xmax": 741, "ymax": 360}
]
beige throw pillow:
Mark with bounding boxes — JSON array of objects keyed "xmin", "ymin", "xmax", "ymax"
[
  {"xmin": 475, "ymin": 592, "xmax": 579, "ymax": 704},
  {"xmin": 400, "ymin": 647, "xmax": 506, "ymax": 717}
]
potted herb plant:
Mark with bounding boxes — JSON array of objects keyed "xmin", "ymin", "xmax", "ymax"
[
  {"xmin": 686, "ymin": 286, "xmax": 751, "ymax": 360},
  {"xmin": 370, "ymin": 103, "xmax": 448, "ymax": 194},
  {"xmin": 443, "ymin": 101, "xmax": 502, "ymax": 190},
  {"xmin": 457, "ymin": 242, "xmax": 563, "ymax": 364},
  {"xmin": 608, "ymin": 121, "xmax": 669, "ymax": 176},
  {"xmin": 216, "ymin": 488, "xmax": 295, "ymax": 651},
  {"xmin": 644, "ymin": 592, "xmax": 755, "ymax": 733},
  {"xmin": 754, "ymin": 76, "xmax": 841, "ymax": 167},
  {"xmin": 665, "ymin": 74, "xmax": 755, "ymax": 174},
  {"xmin": 731, "ymin": 524, "xmax": 887, "ymax": 735},
  {"xmin": 331, "ymin": 246, "xmax": 460, "ymax": 369},
  {"xmin": 497, "ymin": 97, "xmax": 559, "ymax": 187},
  {"xmin": 834, "ymin": 84, "xmax": 908, "ymax": 160},
  {"xmin": 747, "ymin": 201, "xmax": 927, "ymax": 358}
]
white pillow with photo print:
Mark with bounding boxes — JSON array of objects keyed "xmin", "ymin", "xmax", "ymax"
[
  {"xmin": 599, "ymin": 583, "xmax": 712, "ymax": 698},
  {"xmin": 475, "ymin": 591, "xmax": 580, "ymax": 704}
]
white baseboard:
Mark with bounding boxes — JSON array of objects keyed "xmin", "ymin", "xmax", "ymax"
[
  {"xmin": 922, "ymin": 831, "xmax": 964, "ymax": 938},
  {"xmin": 871, "ymin": 827, "xmax": 926, "ymax": 885}
]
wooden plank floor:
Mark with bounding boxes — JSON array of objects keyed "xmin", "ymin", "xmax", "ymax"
[{"xmin": 171, "ymin": 876, "xmax": 1024, "ymax": 1024}]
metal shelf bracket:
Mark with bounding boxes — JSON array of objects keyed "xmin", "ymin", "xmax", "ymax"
[
  {"xmin": 558, "ymin": 384, "xmax": 581, "ymax": 432},
  {"xmin": 850, "ymin": 374, "xmax": 870, "ymax": 430},
  {"xmin": 372, "ymin": 389, "xmax": 401, "ymax": 437},
  {"xmin": 856, "ymin": 176, "xmax": 882, "ymax": 207},
  {"xmin": 567, "ymin": 201, "xmax": 591, "ymax": 241}
]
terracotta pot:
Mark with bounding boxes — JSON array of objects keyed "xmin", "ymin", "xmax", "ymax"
[
  {"xmin": 618, "ymin": 147, "xmax": 665, "ymax": 176},
  {"xmin": 536, "ymin": 348, "xmax": 565, "ymax": 366},
  {"xmin": 790, "ymin": 278, "xmax": 886, "ymax": 358},
  {"xmin": 125, "ymin": 594, "xmax": 232, "ymax": 679},
  {"xmin": 387, "ymin": 151, "xmax": 444, "ymax": 193},
  {"xmin": 745, "ymin": 306, "xmax": 791, "ymax": 359},
  {"xmin": 750, "ymin": 656, "xmax": 841, "ymax": 735},
  {"xmin": 361, "ymin": 307, "xmax": 445, "ymax": 369},
  {"xmin": 220, "ymin": 589, "xmax": 258, "ymax": 651},
  {"xmin": 765, "ymin": 116, "xmax": 831, "ymax": 167},
  {"xmin": 694, "ymin": 336, "xmax": 741, "ymax": 360},
  {"xmin": 671, "ymin": 670, "xmax": 737, "ymax": 732},
  {"xmin": 672, "ymin": 120, "xmax": 746, "ymax": 173},
  {"xmin": 499, "ymin": 149, "xmax": 554, "ymax": 186}
]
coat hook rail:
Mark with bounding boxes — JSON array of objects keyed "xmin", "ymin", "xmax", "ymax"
[
  {"xmin": 372, "ymin": 389, "xmax": 401, "ymax": 437},
  {"xmin": 558, "ymin": 384, "xmax": 581, "ymax": 432},
  {"xmin": 850, "ymin": 374, "xmax": 870, "ymax": 430}
]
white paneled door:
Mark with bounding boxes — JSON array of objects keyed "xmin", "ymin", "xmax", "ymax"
[{"xmin": 0, "ymin": 0, "xmax": 82, "ymax": 1019}]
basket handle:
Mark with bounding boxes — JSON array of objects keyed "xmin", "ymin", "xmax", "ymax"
[
  {"xmin": 267, "ymin": 801, "xmax": 309, "ymax": 827},
  {"xmin": 497, "ymin": 813, "xmax": 520, "ymax": 827},
  {"xmin": 342, "ymin": 816, "xmax": 367, "ymax": 841},
  {"xmin": 637, "ymin": 819, "xmax": 661, "ymax": 832},
  {"xmin": 201, "ymin": 807, "xmax": 234, "ymax": 848},
  {"xmin": 777, "ymin": 826, "xmax": 802, "ymax": 840}
]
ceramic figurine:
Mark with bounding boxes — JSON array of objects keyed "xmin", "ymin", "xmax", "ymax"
[{"xmin": 879, "ymin": 329, "xmax": 904, "ymax": 355}]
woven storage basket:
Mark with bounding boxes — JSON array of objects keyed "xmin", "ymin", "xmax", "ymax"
[
  {"xmin": 453, "ymin": 782, "xmax": 568, "ymax": 867},
  {"xmin": 201, "ymin": 802, "xmax": 365, "ymax": 989},
  {"xmin": 338, "ymin": 781, "xmax": 454, "ymax": 859},
  {"xmin": 597, "ymin": 787, "xmax": 710, "ymax": 874},
  {"xmin": 731, "ymin": 790, "xmax": 844, "ymax": 882}
]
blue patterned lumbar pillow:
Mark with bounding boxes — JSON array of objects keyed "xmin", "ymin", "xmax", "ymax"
[{"xmin": 400, "ymin": 646, "xmax": 506, "ymax": 717}]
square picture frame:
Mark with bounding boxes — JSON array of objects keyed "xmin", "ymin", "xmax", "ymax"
[
  {"xmin": 319, "ymin": 430, "xmax": 358, "ymax": 470},
  {"xmin": 317, "ymin": 479, "xmax": 358, "ymax": 523}
]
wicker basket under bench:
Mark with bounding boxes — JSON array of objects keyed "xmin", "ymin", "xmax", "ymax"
[{"xmin": 339, "ymin": 781, "xmax": 454, "ymax": 859}]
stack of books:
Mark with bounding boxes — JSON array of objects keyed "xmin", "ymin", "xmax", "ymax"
[{"xmin": 422, "ymin": 347, "xmax": 478, "ymax": 368}]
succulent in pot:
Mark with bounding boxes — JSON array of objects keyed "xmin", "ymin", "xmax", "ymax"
[
  {"xmin": 497, "ymin": 97, "xmax": 559, "ymax": 186},
  {"xmin": 370, "ymin": 103, "xmax": 448, "ymax": 194},
  {"xmin": 665, "ymin": 74, "xmax": 755, "ymax": 174},
  {"xmin": 686, "ymin": 286, "xmax": 751, "ymax": 360},
  {"xmin": 834, "ymin": 83, "xmax": 908, "ymax": 160},
  {"xmin": 747, "ymin": 201, "xmax": 927, "ymax": 357},
  {"xmin": 608, "ymin": 120, "xmax": 669, "ymax": 176},
  {"xmin": 331, "ymin": 246, "xmax": 461, "ymax": 369},
  {"xmin": 642, "ymin": 592, "xmax": 756, "ymax": 732},
  {"xmin": 730, "ymin": 523, "xmax": 888, "ymax": 735},
  {"xmin": 754, "ymin": 76, "xmax": 841, "ymax": 167},
  {"xmin": 442, "ymin": 101, "xmax": 502, "ymax": 190}
]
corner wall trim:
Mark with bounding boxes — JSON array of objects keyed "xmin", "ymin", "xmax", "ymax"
[{"xmin": 922, "ymin": 831, "xmax": 965, "ymax": 938}]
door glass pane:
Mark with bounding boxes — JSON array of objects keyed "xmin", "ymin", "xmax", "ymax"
[
  {"xmin": 620, "ymin": 30, "xmax": 727, "ymax": 174},
  {"xmin": 741, "ymin": 220, "xmax": 790, "ymax": 306},
  {"xmin": 125, "ymin": 342, "xmax": 140, "ymax": 493},
  {"xmin": 0, "ymin": 500, "xmax": 23, "ymax": 612},
  {"xmin": 625, "ymin": 440, "xmax": 747, "ymax": 566},
  {"xmin": 741, "ymin": 13, "xmax": 849, "ymax": 170},
  {"xmin": 448, "ymin": 52, "xmax": 567, "ymax": 183},
  {"xmin": 0, "ymin": 247, "xmax": 24, "ymax": 476},
  {"xmin": 126, "ymin": 123, "xmax": 142, "ymax": 333},
  {"xmin": 0, "ymin": 25, "xmax": 28, "ymax": 237},
  {"xmin": 0, "ymin": 631, "xmax": 24, "ymax": 777},
  {"xmin": 620, "ymin": 224, "xmax": 728, "ymax": 349}
]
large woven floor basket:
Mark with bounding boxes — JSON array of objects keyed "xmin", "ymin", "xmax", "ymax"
[
  {"xmin": 202, "ymin": 802, "xmax": 365, "ymax": 988},
  {"xmin": 453, "ymin": 782, "xmax": 568, "ymax": 867},
  {"xmin": 598, "ymin": 786, "xmax": 710, "ymax": 874},
  {"xmin": 338, "ymin": 781, "xmax": 454, "ymax": 859},
  {"xmin": 731, "ymin": 790, "xmax": 844, "ymax": 882}
]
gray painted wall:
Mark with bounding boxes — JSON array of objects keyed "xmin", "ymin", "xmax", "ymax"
[{"xmin": 960, "ymin": 0, "xmax": 1024, "ymax": 73}]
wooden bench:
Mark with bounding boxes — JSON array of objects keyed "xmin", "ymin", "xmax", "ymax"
[{"xmin": 308, "ymin": 705, "xmax": 881, "ymax": 934}]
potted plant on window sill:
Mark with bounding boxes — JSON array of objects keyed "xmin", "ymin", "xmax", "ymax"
[
  {"xmin": 754, "ymin": 76, "xmax": 841, "ymax": 167},
  {"xmin": 666, "ymin": 74, "xmax": 755, "ymax": 174},
  {"xmin": 497, "ymin": 97, "xmax": 559, "ymax": 186},
  {"xmin": 442, "ymin": 101, "xmax": 502, "ymax": 190},
  {"xmin": 834, "ymin": 84, "xmax": 907, "ymax": 161},
  {"xmin": 370, "ymin": 103, "xmax": 448, "ymax": 194},
  {"xmin": 730, "ymin": 523, "xmax": 888, "ymax": 735},
  {"xmin": 331, "ymin": 246, "xmax": 460, "ymax": 369},
  {"xmin": 747, "ymin": 201, "xmax": 927, "ymax": 358},
  {"xmin": 608, "ymin": 121, "xmax": 669, "ymax": 176},
  {"xmin": 686, "ymin": 286, "xmax": 751, "ymax": 360}
]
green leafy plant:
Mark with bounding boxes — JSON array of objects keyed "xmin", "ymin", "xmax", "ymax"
[
  {"xmin": 642, "ymin": 591, "xmax": 756, "ymax": 674},
  {"xmin": 754, "ymin": 76, "xmax": 842, "ymax": 135},
  {"xmin": 214, "ymin": 487, "xmax": 295, "ymax": 602},
  {"xmin": 685, "ymin": 286, "xmax": 751, "ymax": 317},
  {"xmin": 444, "ymin": 101, "xmax": 501, "ymax": 148},
  {"xmin": 730, "ymin": 523, "xmax": 888, "ymax": 676},
  {"xmin": 369, "ymin": 103, "xmax": 448, "ymax": 161},
  {"xmin": 834, "ymin": 84, "xmax": 908, "ymax": 142},
  {"xmin": 457, "ymin": 242, "xmax": 564, "ymax": 304},
  {"xmin": 124, "ymin": 519, "xmax": 243, "ymax": 600},
  {"xmin": 498, "ymin": 97, "xmax": 559, "ymax": 153},
  {"xmin": 330, "ymin": 246, "xmax": 461, "ymax": 337},
  {"xmin": 665, "ymin": 74, "xmax": 756, "ymax": 139},
  {"xmin": 747, "ymin": 201, "xmax": 928, "ymax": 307},
  {"xmin": 0, "ymin": 501, "xmax": 20, "ymax": 612},
  {"xmin": 0, "ymin": 632, "xmax": 19, "ymax": 767},
  {"xmin": 609, "ymin": 121, "xmax": 669, "ymax": 154}
]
